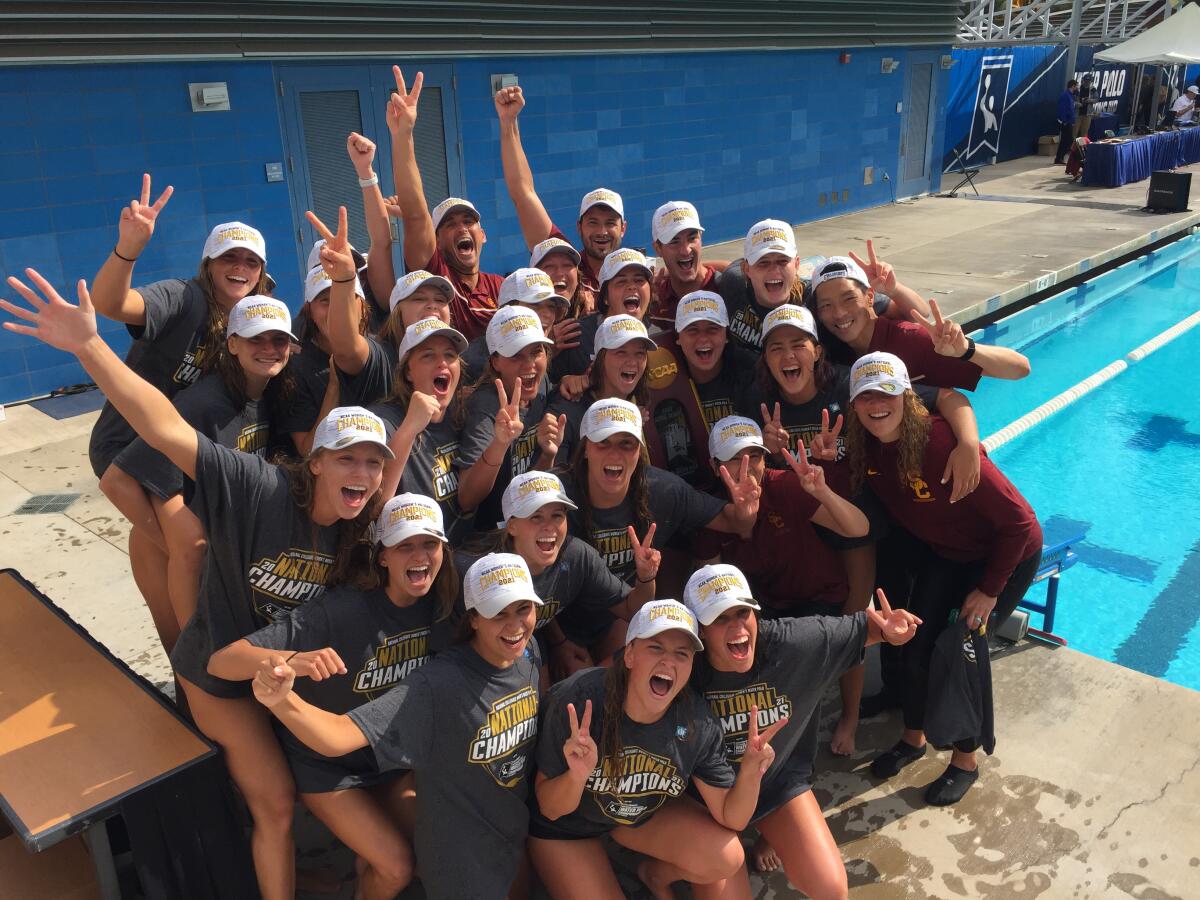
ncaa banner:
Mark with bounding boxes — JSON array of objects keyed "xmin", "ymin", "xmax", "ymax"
[{"xmin": 965, "ymin": 55, "xmax": 1013, "ymax": 166}]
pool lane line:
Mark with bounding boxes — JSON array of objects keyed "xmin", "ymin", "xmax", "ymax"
[{"xmin": 983, "ymin": 309, "xmax": 1200, "ymax": 453}]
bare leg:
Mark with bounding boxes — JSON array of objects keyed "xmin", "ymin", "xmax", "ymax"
[
  {"xmin": 832, "ymin": 545, "xmax": 875, "ymax": 756},
  {"xmin": 179, "ymin": 678, "xmax": 297, "ymax": 900},
  {"xmin": 300, "ymin": 788, "xmax": 413, "ymax": 900},
  {"xmin": 152, "ymin": 493, "xmax": 206, "ymax": 630},
  {"xmin": 528, "ymin": 836, "xmax": 623, "ymax": 900},
  {"xmin": 951, "ymin": 748, "xmax": 978, "ymax": 772},
  {"xmin": 757, "ymin": 792, "xmax": 848, "ymax": 900}
]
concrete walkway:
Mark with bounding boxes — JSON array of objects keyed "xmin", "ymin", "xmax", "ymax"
[{"xmin": 705, "ymin": 155, "xmax": 1200, "ymax": 325}]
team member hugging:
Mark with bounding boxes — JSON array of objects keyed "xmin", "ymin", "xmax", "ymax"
[
  {"xmin": 250, "ymin": 553, "xmax": 543, "ymax": 900},
  {"xmin": 1, "ymin": 270, "xmax": 391, "ymax": 900},
  {"xmin": 208, "ymin": 493, "xmax": 457, "ymax": 900},
  {"xmin": 684, "ymin": 564, "xmax": 920, "ymax": 898},
  {"xmin": 845, "ymin": 352, "xmax": 1042, "ymax": 805},
  {"xmin": 529, "ymin": 600, "xmax": 783, "ymax": 900}
]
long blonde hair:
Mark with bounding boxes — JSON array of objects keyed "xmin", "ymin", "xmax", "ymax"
[{"xmin": 846, "ymin": 389, "xmax": 931, "ymax": 494}]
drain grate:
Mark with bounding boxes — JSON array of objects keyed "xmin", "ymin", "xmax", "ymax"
[{"xmin": 13, "ymin": 493, "xmax": 81, "ymax": 515}]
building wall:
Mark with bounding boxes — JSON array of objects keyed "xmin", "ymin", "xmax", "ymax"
[{"xmin": 0, "ymin": 45, "xmax": 946, "ymax": 404}]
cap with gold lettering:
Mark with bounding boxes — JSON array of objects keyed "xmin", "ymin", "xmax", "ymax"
[
  {"xmin": 626, "ymin": 599, "xmax": 704, "ymax": 651},
  {"xmin": 849, "ymin": 351, "xmax": 911, "ymax": 401},
  {"xmin": 311, "ymin": 406, "xmax": 394, "ymax": 459},
  {"xmin": 463, "ymin": 553, "xmax": 544, "ymax": 618},
  {"xmin": 579, "ymin": 397, "xmax": 643, "ymax": 444},
  {"xmin": 226, "ymin": 296, "xmax": 298, "ymax": 340},
  {"xmin": 743, "ymin": 219, "xmax": 797, "ymax": 266},
  {"xmin": 202, "ymin": 221, "xmax": 266, "ymax": 265},
  {"xmin": 501, "ymin": 471, "xmax": 578, "ymax": 521},
  {"xmin": 377, "ymin": 493, "xmax": 446, "ymax": 546},
  {"xmin": 683, "ymin": 564, "xmax": 760, "ymax": 626}
]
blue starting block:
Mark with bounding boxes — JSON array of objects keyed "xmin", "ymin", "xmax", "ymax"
[{"xmin": 1018, "ymin": 533, "xmax": 1084, "ymax": 641}]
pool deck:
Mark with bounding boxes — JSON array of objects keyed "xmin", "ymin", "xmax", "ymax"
[
  {"xmin": 706, "ymin": 154, "xmax": 1200, "ymax": 326},
  {"xmin": 2, "ymin": 154, "xmax": 1200, "ymax": 897}
]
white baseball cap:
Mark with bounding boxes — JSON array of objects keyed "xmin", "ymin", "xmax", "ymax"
[
  {"xmin": 485, "ymin": 305, "xmax": 554, "ymax": 357},
  {"xmin": 675, "ymin": 291, "xmax": 729, "ymax": 332},
  {"xmin": 226, "ymin": 296, "xmax": 298, "ymax": 340},
  {"xmin": 598, "ymin": 248, "xmax": 653, "ymax": 287},
  {"xmin": 378, "ymin": 493, "xmax": 446, "ymax": 546},
  {"xmin": 849, "ymin": 351, "xmax": 912, "ymax": 401},
  {"xmin": 431, "ymin": 197, "xmax": 480, "ymax": 232},
  {"xmin": 499, "ymin": 268, "xmax": 561, "ymax": 308},
  {"xmin": 579, "ymin": 397, "xmax": 643, "ymax": 443},
  {"xmin": 593, "ymin": 314, "xmax": 657, "ymax": 356},
  {"xmin": 1188, "ymin": 85, "xmax": 1199, "ymax": 94},
  {"xmin": 578, "ymin": 188, "xmax": 625, "ymax": 220},
  {"xmin": 304, "ymin": 264, "xmax": 363, "ymax": 305},
  {"xmin": 389, "ymin": 270, "xmax": 455, "ymax": 311},
  {"xmin": 529, "ymin": 236, "xmax": 581, "ymax": 268},
  {"xmin": 501, "ymin": 471, "xmax": 578, "ymax": 521},
  {"xmin": 306, "ymin": 239, "xmax": 366, "ymax": 273},
  {"xmin": 626, "ymin": 600, "xmax": 704, "ymax": 651},
  {"xmin": 311, "ymin": 406, "xmax": 395, "ymax": 459},
  {"xmin": 762, "ymin": 304, "xmax": 818, "ymax": 343},
  {"xmin": 652, "ymin": 201, "xmax": 704, "ymax": 245},
  {"xmin": 683, "ymin": 564, "xmax": 760, "ymax": 626},
  {"xmin": 463, "ymin": 553, "xmax": 543, "ymax": 618},
  {"xmin": 203, "ymin": 222, "xmax": 266, "ymax": 265},
  {"xmin": 708, "ymin": 416, "xmax": 766, "ymax": 462},
  {"xmin": 811, "ymin": 256, "xmax": 870, "ymax": 293},
  {"xmin": 396, "ymin": 316, "xmax": 468, "ymax": 362},
  {"xmin": 743, "ymin": 219, "xmax": 797, "ymax": 266}
]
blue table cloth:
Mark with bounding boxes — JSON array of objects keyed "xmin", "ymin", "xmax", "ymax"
[{"xmin": 1083, "ymin": 128, "xmax": 1200, "ymax": 187}]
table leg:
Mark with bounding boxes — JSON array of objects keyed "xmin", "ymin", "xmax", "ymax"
[{"xmin": 82, "ymin": 821, "xmax": 122, "ymax": 900}]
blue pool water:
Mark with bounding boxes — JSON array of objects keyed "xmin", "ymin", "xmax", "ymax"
[{"xmin": 968, "ymin": 234, "xmax": 1200, "ymax": 691}]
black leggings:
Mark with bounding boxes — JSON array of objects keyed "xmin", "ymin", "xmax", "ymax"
[{"xmin": 900, "ymin": 548, "xmax": 1041, "ymax": 743}]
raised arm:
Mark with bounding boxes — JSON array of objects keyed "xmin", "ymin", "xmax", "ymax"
[
  {"xmin": 848, "ymin": 240, "xmax": 931, "ymax": 321},
  {"xmin": 91, "ymin": 173, "xmax": 174, "ymax": 326},
  {"xmin": 380, "ymin": 391, "xmax": 442, "ymax": 498},
  {"xmin": 457, "ymin": 379, "xmax": 525, "ymax": 512},
  {"xmin": 534, "ymin": 700, "xmax": 597, "ymax": 820},
  {"xmin": 494, "ymin": 85, "xmax": 554, "ymax": 249},
  {"xmin": 693, "ymin": 705, "xmax": 785, "ymax": 831},
  {"xmin": 2, "ymin": 270, "xmax": 199, "ymax": 477},
  {"xmin": 346, "ymin": 132, "xmax": 396, "ymax": 309},
  {"xmin": 782, "ymin": 443, "xmax": 869, "ymax": 537},
  {"xmin": 708, "ymin": 455, "xmax": 762, "ymax": 537},
  {"xmin": 252, "ymin": 657, "xmax": 369, "ymax": 758},
  {"xmin": 386, "ymin": 66, "xmax": 436, "ymax": 271},
  {"xmin": 913, "ymin": 300, "xmax": 1031, "ymax": 380},
  {"xmin": 308, "ymin": 207, "xmax": 371, "ymax": 374},
  {"xmin": 208, "ymin": 639, "xmax": 347, "ymax": 683}
]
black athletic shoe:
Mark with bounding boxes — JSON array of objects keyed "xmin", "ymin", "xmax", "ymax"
[
  {"xmin": 869, "ymin": 740, "xmax": 927, "ymax": 779},
  {"xmin": 924, "ymin": 763, "xmax": 979, "ymax": 806}
]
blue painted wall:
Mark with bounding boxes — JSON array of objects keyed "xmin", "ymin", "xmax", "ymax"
[{"xmin": 0, "ymin": 45, "xmax": 947, "ymax": 404}]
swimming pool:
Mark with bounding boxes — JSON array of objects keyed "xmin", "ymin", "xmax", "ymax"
[{"xmin": 968, "ymin": 233, "xmax": 1200, "ymax": 691}]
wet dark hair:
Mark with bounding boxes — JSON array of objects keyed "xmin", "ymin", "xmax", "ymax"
[
  {"xmin": 805, "ymin": 276, "xmax": 872, "ymax": 367},
  {"xmin": 589, "ymin": 347, "xmax": 650, "ymax": 405},
  {"xmin": 754, "ymin": 330, "xmax": 835, "ymax": 404},
  {"xmin": 571, "ymin": 438, "xmax": 652, "ymax": 547},
  {"xmin": 367, "ymin": 538, "xmax": 459, "ymax": 623}
]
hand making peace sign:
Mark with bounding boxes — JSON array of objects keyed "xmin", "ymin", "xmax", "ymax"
[
  {"xmin": 387, "ymin": 66, "xmax": 423, "ymax": 135},
  {"xmin": 628, "ymin": 523, "xmax": 661, "ymax": 584},
  {"xmin": 117, "ymin": 173, "xmax": 174, "ymax": 259},
  {"xmin": 865, "ymin": 588, "xmax": 922, "ymax": 646},
  {"xmin": 847, "ymin": 239, "xmax": 897, "ymax": 295},
  {"xmin": 808, "ymin": 408, "xmax": 844, "ymax": 461},
  {"xmin": 563, "ymin": 700, "xmax": 598, "ymax": 781},
  {"xmin": 782, "ymin": 440, "xmax": 828, "ymax": 495},
  {"xmin": 492, "ymin": 379, "xmax": 525, "ymax": 446},
  {"xmin": 739, "ymin": 704, "xmax": 789, "ymax": 778},
  {"xmin": 305, "ymin": 206, "xmax": 357, "ymax": 283},
  {"xmin": 759, "ymin": 402, "xmax": 789, "ymax": 455},
  {"xmin": 719, "ymin": 454, "xmax": 762, "ymax": 525},
  {"xmin": 911, "ymin": 298, "xmax": 970, "ymax": 357}
]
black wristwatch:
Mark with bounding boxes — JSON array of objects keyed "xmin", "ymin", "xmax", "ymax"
[{"xmin": 959, "ymin": 337, "xmax": 976, "ymax": 361}]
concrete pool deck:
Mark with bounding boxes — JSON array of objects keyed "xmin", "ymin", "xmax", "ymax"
[{"xmin": 2, "ymin": 153, "xmax": 1199, "ymax": 897}]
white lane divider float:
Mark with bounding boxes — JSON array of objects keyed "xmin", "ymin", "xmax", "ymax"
[{"xmin": 983, "ymin": 309, "xmax": 1200, "ymax": 452}]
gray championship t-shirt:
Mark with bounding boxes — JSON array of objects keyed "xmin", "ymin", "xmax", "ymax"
[
  {"xmin": 530, "ymin": 667, "xmax": 734, "ymax": 838},
  {"xmin": 692, "ymin": 345, "xmax": 760, "ymax": 430},
  {"xmin": 88, "ymin": 277, "xmax": 212, "ymax": 477},
  {"xmin": 170, "ymin": 435, "xmax": 338, "ymax": 698},
  {"xmin": 455, "ymin": 375, "xmax": 552, "ymax": 529},
  {"xmin": 247, "ymin": 587, "xmax": 435, "ymax": 792},
  {"xmin": 278, "ymin": 337, "xmax": 331, "ymax": 439},
  {"xmin": 349, "ymin": 642, "xmax": 541, "ymax": 900},
  {"xmin": 549, "ymin": 312, "xmax": 602, "ymax": 381},
  {"xmin": 335, "ymin": 336, "xmax": 398, "ymax": 409},
  {"xmin": 696, "ymin": 614, "xmax": 867, "ymax": 820},
  {"xmin": 113, "ymin": 372, "xmax": 270, "ymax": 500}
]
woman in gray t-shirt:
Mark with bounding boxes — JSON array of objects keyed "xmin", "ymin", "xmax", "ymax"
[{"xmin": 3, "ymin": 270, "xmax": 394, "ymax": 900}]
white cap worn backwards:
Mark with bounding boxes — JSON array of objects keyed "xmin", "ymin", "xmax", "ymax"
[
  {"xmin": 311, "ymin": 406, "xmax": 395, "ymax": 459},
  {"xmin": 304, "ymin": 264, "xmax": 363, "ymax": 305},
  {"xmin": 529, "ymin": 236, "xmax": 581, "ymax": 268},
  {"xmin": 463, "ymin": 553, "xmax": 543, "ymax": 618},
  {"xmin": 203, "ymin": 221, "xmax": 266, "ymax": 265},
  {"xmin": 579, "ymin": 397, "xmax": 644, "ymax": 444},
  {"xmin": 811, "ymin": 255, "xmax": 871, "ymax": 293},
  {"xmin": 377, "ymin": 493, "xmax": 446, "ymax": 546},
  {"xmin": 626, "ymin": 599, "xmax": 704, "ymax": 651},
  {"xmin": 683, "ymin": 564, "xmax": 760, "ymax": 626},
  {"xmin": 675, "ymin": 290, "xmax": 729, "ymax": 332},
  {"xmin": 761, "ymin": 303, "xmax": 818, "ymax": 343},
  {"xmin": 485, "ymin": 305, "xmax": 554, "ymax": 357},
  {"xmin": 431, "ymin": 197, "xmax": 480, "ymax": 232},
  {"xmin": 652, "ymin": 200, "xmax": 704, "ymax": 245},
  {"xmin": 499, "ymin": 268, "xmax": 561, "ymax": 307},
  {"xmin": 743, "ymin": 219, "xmax": 797, "ymax": 266},
  {"xmin": 388, "ymin": 270, "xmax": 455, "ymax": 311},
  {"xmin": 598, "ymin": 248, "xmax": 653, "ymax": 287},
  {"xmin": 226, "ymin": 296, "xmax": 298, "ymax": 340},
  {"xmin": 708, "ymin": 415, "xmax": 766, "ymax": 462},
  {"xmin": 579, "ymin": 187, "xmax": 625, "ymax": 220},
  {"xmin": 501, "ymin": 471, "xmax": 578, "ymax": 521},
  {"xmin": 849, "ymin": 351, "xmax": 912, "ymax": 401},
  {"xmin": 396, "ymin": 316, "xmax": 468, "ymax": 362},
  {"xmin": 592, "ymin": 314, "xmax": 657, "ymax": 356}
]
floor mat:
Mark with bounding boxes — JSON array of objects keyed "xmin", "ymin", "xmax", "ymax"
[{"xmin": 28, "ymin": 388, "xmax": 105, "ymax": 419}]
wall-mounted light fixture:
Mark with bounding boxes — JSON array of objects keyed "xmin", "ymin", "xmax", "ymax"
[
  {"xmin": 839, "ymin": 52, "xmax": 851, "ymax": 65},
  {"xmin": 188, "ymin": 82, "xmax": 230, "ymax": 112}
]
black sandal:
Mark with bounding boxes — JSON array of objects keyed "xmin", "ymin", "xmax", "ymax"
[
  {"xmin": 924, "ymin": 763, "xmax": 979, "ymax": 806},
  {"xmin": 869, "ymin": 739, "xmax": 927, "ymax": 778}
]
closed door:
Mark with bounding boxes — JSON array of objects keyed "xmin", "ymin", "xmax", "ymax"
[{"xmin": 898, "ymin": 58, "xmax": 936, "ymax": 199}]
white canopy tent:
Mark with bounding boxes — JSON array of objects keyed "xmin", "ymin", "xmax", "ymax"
[{"xmin": 1095, "ymin": 3, "xmax": 1200, "ymax": 64}]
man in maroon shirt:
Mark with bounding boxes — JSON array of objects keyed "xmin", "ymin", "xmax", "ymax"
[
  {"xmin": 649, "ymin": 200, "xmax": 729, "ymax": 331},
  {"xmin": 495, "ymin": 84, "xmax": 626, "ymax": 293},
  {"xmin": 388, "ymin": 67, "xmax": 502, "ymax": 341}
]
